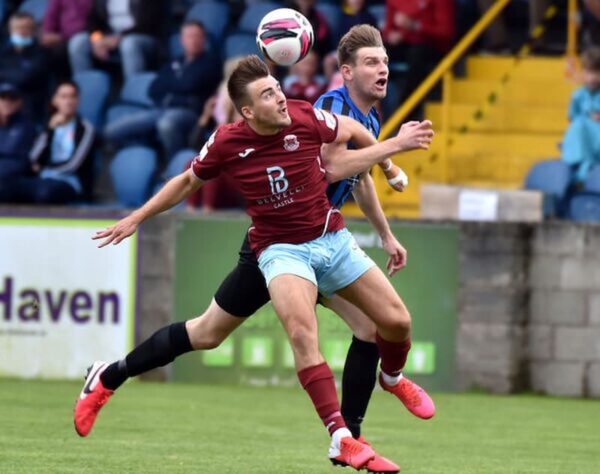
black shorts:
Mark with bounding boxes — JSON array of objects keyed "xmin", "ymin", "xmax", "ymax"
[{"xmin": 213, "ymin": 234, "xmax": 271, "ymax": 317}]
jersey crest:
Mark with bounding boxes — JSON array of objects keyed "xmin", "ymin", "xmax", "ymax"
[{"xmin": 283, "ymin": 134, "xmax": 299, "ymax": 151}]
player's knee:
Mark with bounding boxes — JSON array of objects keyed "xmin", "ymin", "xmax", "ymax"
[
  {"xmin": 383, "ymin": 300, "xmax": 411, "ymax": 336},
  {"xmin": 287, "ymin": 321, "xmax": 318, "ymax": 354},
  {"xmin": 352, "ymin": 319, "xmax": 377, "ymax": 343}
]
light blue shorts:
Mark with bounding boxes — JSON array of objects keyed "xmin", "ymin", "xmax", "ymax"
[{"xmin": 258, "ymin": 228, "xmax": 376, "ymax": 297}]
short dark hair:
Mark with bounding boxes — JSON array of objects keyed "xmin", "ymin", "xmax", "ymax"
[
  {"xmin": 52, "ymin": 80, "xmax": 79, "ymax": 96},
  {"xmin": 10, "ymin": 11, "xmax": 35, "ymax": 24},
  {"xmin": 582, "ymin": 47, "xmax": 600, "ymax": 73},
  {"xmin": 337, "ymin": 24, "xmax": 384, "ymax": 66},
  {"xmin": 182, "ymin": 20, "xmax": 205, "ymax": 32},
  {"xmin": 227, "ymin": 55, "xmax": 270, "ymax": 113}
]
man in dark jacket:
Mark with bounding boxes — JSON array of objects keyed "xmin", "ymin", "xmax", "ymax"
[
  {"xmin": 68, "ymin": 0, "xmax": 165, "ymax": 79},
  {"xmin": 0, "ymin": 12, "xmax": 49, "ymax": 122},
  {"xmin": 103, "ymin": 21, "xmax": 221, "ymax": 158},
  {"xmin": 0, "ymin": 83, "xmax": 37, "ymax": 186}
]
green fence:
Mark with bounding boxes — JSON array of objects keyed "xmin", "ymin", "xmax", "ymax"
[{"xmin": 173, "ymin": 215, "xmax": 459, "ymax": 391}]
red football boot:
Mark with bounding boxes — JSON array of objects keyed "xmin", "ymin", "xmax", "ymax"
[
  {"xmin": 379, "ymin": 373, "xmax": 435, "ymax": 420},
  {"xmin": 74, "ymin": 361, "xmax": 113, "ymax": 437},
  {"xmin": 330, "ymin": 436, "xmax": 400, "ymax": 473},
  {"xmin": 329, "ymin": 435, "xmax": 375, "ymax": 470}
]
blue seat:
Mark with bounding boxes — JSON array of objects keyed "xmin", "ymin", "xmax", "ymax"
[
  {"xmin": 224, "ymin": 33, "xmax": 259, "ymax": 59},
  {"xmin": 105, "ymin": 72, "xmax": 157, "ymax": 124},
  {"xmin": 566, "ymin": 165, "xmax": 600, "ymax": 221},
  {"xmin": 568, "ymin": 193, "xmax": 600, "ymax": 221},
  {"xmin": 186, "ymin": 1, "xmax": 230, "ymax": 42},
  {"xmin": 73, "ymin": 70, "xmax": 111, "ymax": 128},
  {"xmin": 153, "ymin": 149, "xmax": 196, "ymax": 201},
  {"xmin": 524, "ymin": 160, "xmax": 571, "ymax": 217},
  {"xmin": 582, "ymin": 165, "xmax": 600, "ymax": 193},
  {"xmin": 20, "ymin": 0, "xmax": 47, "ymax": 22},
  {"xmin": 315, "ymin": 3, "xmax": 342, "ymax": 43},
  {"xmin": 110, "ymin": 146, "xmax": 158, "ymax": 207},
  {"xmin": 368, "ymin": 4, "xmax": 386, "ymax": 29},
  {"xmin": 238, "ymin": 2, "xmax": 282, "ymax": 33}
]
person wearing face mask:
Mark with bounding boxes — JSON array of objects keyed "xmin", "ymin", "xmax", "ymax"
[{"xmin": 0, "ymin": 11, "xmax": 49, "ymax": 123}]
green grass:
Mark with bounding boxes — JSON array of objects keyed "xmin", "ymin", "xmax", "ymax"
[{"xmin": 0, "ymin": 379, "xmax": 598, "ymax": 473}]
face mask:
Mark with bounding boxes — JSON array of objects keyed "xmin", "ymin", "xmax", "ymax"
[{"xmin": 10, "ymin": 34, "xmax": 34, "ymax": 48}]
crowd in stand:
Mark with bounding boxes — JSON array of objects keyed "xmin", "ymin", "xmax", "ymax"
[{"xmin": 0, "ymin": 0, "xmax": 598, "ymax": 215}]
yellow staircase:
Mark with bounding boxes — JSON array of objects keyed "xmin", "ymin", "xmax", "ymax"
[{"xmin": 356, "ymin": 56, "xmax": 577, "ymax": 219}]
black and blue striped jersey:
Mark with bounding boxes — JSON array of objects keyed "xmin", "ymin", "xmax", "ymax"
[{"xmin": 314, "ymin": 86, "xmax": 381, "ymax": 209}]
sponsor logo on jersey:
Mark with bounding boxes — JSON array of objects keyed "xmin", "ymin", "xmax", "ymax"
[
  {"xmin": 238, "ymin": 148, "xmax": 255, "ymax": 158},
  {"xmin": 283, "ymin": 134, "xmax": 299, "ymax": 152}
]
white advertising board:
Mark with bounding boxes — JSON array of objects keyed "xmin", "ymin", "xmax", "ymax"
[{"xmin": 0, "ymin": 217, "xmax": 137, "ymax": 379}]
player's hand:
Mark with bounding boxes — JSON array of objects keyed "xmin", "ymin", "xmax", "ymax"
[
  {"xmin": 92, "ymin": 215, "xmax": 140, "ymax": 248},
  {"xmin": 382, "ymin": 233, "xmax": 407, "ymax": 277},
  {"xmin": 384, "ymin": 163, "xmax": 408, "ymax": 192},
  {"xmin": 395, "ymin": 120, "xmax": 434, "ymax": 152}
]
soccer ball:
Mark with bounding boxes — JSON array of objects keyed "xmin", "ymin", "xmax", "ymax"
[{"xmin": 256, "ymin": 8, "xmax": 314, "ymax": 67}]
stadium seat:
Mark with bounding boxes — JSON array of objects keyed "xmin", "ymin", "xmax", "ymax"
[
  {"xmin": 74, "ymin": 70, "xmax": 111, "ymax": 129},
  {"xmin": 110, "ymin": 146, "xmax": 158, "ymax": 207},
  {"xmin": 105, "ymin": 72, "xmax": 157, "ymax": 124},
  {"xmin": 368, "ymin": 4, "xmax": 386, "ymax": 29},
  {"xmin": 315, "ymin": 3, "xmax": 342, "ymax": 43},
  {"xmin": 153, "ymin": 149, "xmax": 196, "ymax": 203},
  {"xmin": 185, "ymin": 1, "xmax": 230, "ymax": 42},
  {"xmin": 566, "ymin": 165, "xmax": 600, "ymax": 222},
  {"xmin": 19, "ymin": 0, "xmax": 47, "ymax": 22},
  {"xmin": 582, "ymin": 165, "xmax": 600, "ymax": 193},
  {"xmin": 224, "ymin": 33, "xmax": 259, "ymax": 59},
  {"xmin": 524, "ymin": 159, "xmax": 571, "ymax": 217},
  {"xmin": 238, "ymin": 2, "xmax": 282, "ymax": 33},
  {"xmin": 567, "ymin": 193, "xmax": 600, "ymax": 222}
]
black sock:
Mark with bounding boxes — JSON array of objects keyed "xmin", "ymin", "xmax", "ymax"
[
  {"xmin": 100, "ymin": 321, "xmax": 193, "ymax": 390},
  {"xmin": 341, "ymin": 336, "xmax": 380, "ymax": 439}
]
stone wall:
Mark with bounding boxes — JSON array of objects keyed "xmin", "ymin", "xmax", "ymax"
[{"xmin": 457, "ymin": 221, "xmax": 600, "ymax": 397}]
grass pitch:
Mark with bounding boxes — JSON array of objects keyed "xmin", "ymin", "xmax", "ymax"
[{"xmin": 0, "ymin": 378, "xmax": 598, "ymax": 473}]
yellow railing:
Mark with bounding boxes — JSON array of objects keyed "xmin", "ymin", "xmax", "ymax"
[{"xmin": 379, "ymin": 0, "xmax": 512, "ymax": 141}]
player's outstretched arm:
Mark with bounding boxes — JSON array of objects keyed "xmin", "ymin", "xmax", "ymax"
[
  {"xmin": 92, "ymin": 169, "xmax": 204, "ymax": 248},
  {"xmin": 322, "ymin": 118, "xmax": 434, "ymax": 182},
  {"xmin": 352, "ymin": 173, "xmax": 407, "ymax": 276}
]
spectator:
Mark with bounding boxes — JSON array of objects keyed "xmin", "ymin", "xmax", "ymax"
[
  {"xmin": 561, "ymin": 47, "xmax": 600, "ymax": 185},
  {"xmin": 582, "ymin": 0, "xmax": 600, "ymax": 48},
  {"xmin": 0, "ymin": 81, "xmax": 96, "ymax": 204},
  {"xmin": 41, "ymin": 0, "xmax": 95, "ymax": 79},
  {"xmin": 383, "ymin": 0, "xmax": 455, "ymax": 108},
  {"xmin": 0, "ymin": 12, "xmax": 49, "ymax": 122},
  {"xmin": 340, "ymin": 0, "xmax": 378, "ymax": 33},
  {"xmin": 103, "ymin": 21, "xmax": 221, "ymax": 158},
  {"xmin": 283, "ymin": 50, "xmax": 327, "ymax": 104},
  {"xmin": 477, "ymin": 0, "xmax": 551, "ymax": 54},
  {"xmin": 68, "ymin": 0, "xmax": 165, "ymax": 79},
  {"xmin": 0, "ymin": 83, "xmax": 37, "ymax": 191},
  {"xmin": 287, "ymin": 0, "xmax": 334, "ymax": 57}
]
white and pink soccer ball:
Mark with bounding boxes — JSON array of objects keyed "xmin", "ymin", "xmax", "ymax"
[{"xmin": 256, "ymin": 8, "xmax": 315, "ymax": 66}]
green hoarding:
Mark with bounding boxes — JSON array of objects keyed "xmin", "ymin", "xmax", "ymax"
[{"xmin": 173, "ymin": 215, "xmax": 459, "ymax": 391}]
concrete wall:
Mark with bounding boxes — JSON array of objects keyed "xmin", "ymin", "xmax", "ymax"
[{"xmin": 458, "ymin": 221, "xmax": 600, "ymax": 397}]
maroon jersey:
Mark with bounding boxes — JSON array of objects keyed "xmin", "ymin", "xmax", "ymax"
[{"xmin": 191, "ymin": 99, "xmax": 344, "ymax": 255}]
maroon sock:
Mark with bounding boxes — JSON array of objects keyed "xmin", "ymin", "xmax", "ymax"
[
  {"xmin": 298, "ymin": 362, "xmax": 346, "ymax": 435},
  {"xmin": 376, "ymin": 333, "xmax": 411, "ymax": 375}
]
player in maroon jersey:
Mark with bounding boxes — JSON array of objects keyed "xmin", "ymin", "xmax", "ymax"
[{"xmin": 78, "ymin": 55, "xmax": 433, "ymax": 470}]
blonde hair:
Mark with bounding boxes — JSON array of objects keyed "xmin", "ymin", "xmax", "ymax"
[{"xmin": 337, "ymin": 24, "xmax": 384, "ymax": 66}]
